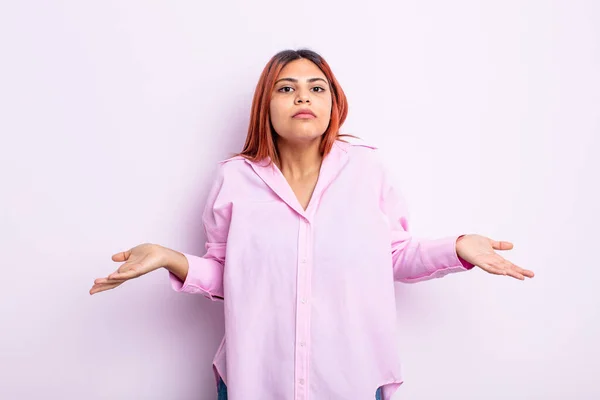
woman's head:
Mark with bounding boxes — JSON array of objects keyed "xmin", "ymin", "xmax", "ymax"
[{"xmin": 239, "ymin": 49, "xmax": 349, "ymax": 164}]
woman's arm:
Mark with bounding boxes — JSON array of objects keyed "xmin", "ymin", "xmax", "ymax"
[
  {"xmin": 89, "ymin": 163, "xmax": 232, "ymax": 299},
  {"xmin": 381, "ymin": 169, "xmax": 532, "ymax": 282},
  {"xmin": 166, "ymin": 164, "xmax": 231, "ymax": 301},
  {"xmin": 166, "ymin": 243, "xmax": 227, "ymax": 301}
]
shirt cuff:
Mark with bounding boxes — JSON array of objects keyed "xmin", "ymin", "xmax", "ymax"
[
  {"xmin": 168, "ymin": 252, "xmax": 224, "ymax": 301},
  {"xmin": 456, "ymin": 235, "xmax": 475, "ymax": 270}
]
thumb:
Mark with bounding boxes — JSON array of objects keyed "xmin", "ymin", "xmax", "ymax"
[
  {"xmin": 490, "ymin": 239, "xmax": 514, "ymax": 251},
  {"xmin": 111, "ymin": 249, "xmax": 132, "ymax": 262}
]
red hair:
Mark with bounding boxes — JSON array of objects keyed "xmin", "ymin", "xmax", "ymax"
[{"xmin": 237, "ymin": 49, "xmax": 356, "ymax": 165}]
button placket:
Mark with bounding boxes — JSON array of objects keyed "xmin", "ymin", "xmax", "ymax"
[{"xmin": 294, "ymin": 216, "xmax": 312, "ymax": 399}]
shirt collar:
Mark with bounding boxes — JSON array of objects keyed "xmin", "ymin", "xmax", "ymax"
[{"xmin": 243, "ymin": 140, "xmax": 351, "ymax": 220}]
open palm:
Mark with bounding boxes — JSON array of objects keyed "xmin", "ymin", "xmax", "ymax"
[
  {"xmin": 456, "ymin": 234, "xmax": 534, "ymax": 280},
  {"xmin": 89, "ymin": 243, "xmax": 165, "ymax": 295}
]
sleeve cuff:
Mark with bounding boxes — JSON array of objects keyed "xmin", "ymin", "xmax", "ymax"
[
  {"xmin": 401, "ymin": 235, "xmax": 474, "ymax": 282},
  {"xmin": 168, "ymin": 252, "xmax": 224, "ymax": 301},
  {"xmin": 456, "ymin": 234, "xmax": 475, "ymax": 270}
]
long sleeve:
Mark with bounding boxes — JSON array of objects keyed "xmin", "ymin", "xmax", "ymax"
[
  {"xmin": 380, "ymin": 169, "xmax": 474, "ymax": 283},
  {"xmin": 169, "ymin": 164, "xmax": 232, "ymax": 301}
]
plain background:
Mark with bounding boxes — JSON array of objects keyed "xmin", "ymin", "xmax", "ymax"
[{"xmin": 1, "ymin": 0, "xmax": 599, "ymax": 399}]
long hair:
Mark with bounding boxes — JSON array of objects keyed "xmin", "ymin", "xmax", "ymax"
[{"xmin": 237, "ymin": 49, "xmax": 355, "ymax": 165}]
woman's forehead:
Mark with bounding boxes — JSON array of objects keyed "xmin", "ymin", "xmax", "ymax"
[{"xmin": 277, "ymin": 59, "xmax": 326, "ymax": 80}]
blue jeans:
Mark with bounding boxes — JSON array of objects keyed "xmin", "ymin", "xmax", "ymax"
[{"xmin": 216, "ymin": 376, "xmax": 383, "ymax": 399}]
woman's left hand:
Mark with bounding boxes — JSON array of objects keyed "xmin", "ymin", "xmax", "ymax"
[{"xmin": 456, "ymin": 234, "xmax": 534, "ymax": 280}]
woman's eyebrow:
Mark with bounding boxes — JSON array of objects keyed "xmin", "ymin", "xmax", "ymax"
[{"xmin": 275, "ymin": 77, "xmax": 328, "ymax": 85}]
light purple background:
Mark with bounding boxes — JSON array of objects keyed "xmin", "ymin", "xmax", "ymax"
[{"xmin": 1, "ymin": 1, "xmax": 599, "ymax": 399}]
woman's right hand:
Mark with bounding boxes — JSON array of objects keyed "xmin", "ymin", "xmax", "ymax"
[{"xmin": 89, "ymin": 243, "xmax": 168, "ymax": 295}]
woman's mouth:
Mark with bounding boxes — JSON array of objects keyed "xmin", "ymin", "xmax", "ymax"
[{"xmin": 293, "ymin": 113, "xmax": 316, "ymax": 119}]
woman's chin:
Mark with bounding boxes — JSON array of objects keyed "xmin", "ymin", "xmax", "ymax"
[{"xmin": 278, "ymin": 132, "xmax": 324, "ymax": 144}]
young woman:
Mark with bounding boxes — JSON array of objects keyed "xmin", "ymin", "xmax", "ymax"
[{"xmin": 90, "ymin": 49, "xmax": 534, "ymax": 400}]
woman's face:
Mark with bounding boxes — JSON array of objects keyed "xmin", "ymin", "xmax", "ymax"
[{"xmin": 269, "ymin": 58, "xmax": 333, "ymax": 144}]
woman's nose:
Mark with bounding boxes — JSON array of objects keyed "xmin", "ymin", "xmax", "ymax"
[{"xmin": 295, "ymin": 93, "xmax": 310, "ymax": 103}]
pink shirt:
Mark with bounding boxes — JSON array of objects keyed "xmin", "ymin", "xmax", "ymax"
[{"xmin": 169, "ymin": 139, "xmax": 473, "ymax": 400}]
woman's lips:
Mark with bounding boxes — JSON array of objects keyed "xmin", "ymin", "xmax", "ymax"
[{"xmin": 293, "ymin": 113, "xmax": 316, "ymax": 119}]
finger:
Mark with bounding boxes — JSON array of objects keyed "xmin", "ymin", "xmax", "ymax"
[
  {"xmin": 490, "ymin": 240, "xmax": 514, "ymax": 251},
  {"xmin": 490, "ymin": 260, "xmax": 517, "ymax": 277},
  {"xmin": 90, "ymin": 284, "xmax": 120, "ymax": 294},
  {"xmin": 500, "ymin": 260, "xmax": 535, "ymax": 279},
  {"xmin": 108, "ymin": 268, "xmax": 140, "ymax": 281},
  {"xmin": 480, "ymin": 263, "xmax": 507, "ymax": 276},
  {"xmin": 491, "ymin": 259, "xmax": 520, "ymax": 277},
  {"xmin": 111, "ymin": 250, "xmax": 132, "ymax": 262},
  {"xmin": 511, "ymin": 263, "xmax": 534, "ymax": 278},
  {"xmin": 479, "ymin": 256, "xmax": 508, "ymax": 273},
  {"xmin": 522, "ymin": 269, "xmax": 535, "ymax": 278},
  {"xmin": 503, "ymin": 268, "xmax": 525, "ymax": 280},
  {"xmin": 94, "ymin": 277, "xmax": 126, "ymax": 285},
  {"xmin": 89, "ymin": 281, "xmax": 123, "ymax": 295},
  {"xmin": 107, "ymin": 260, "xmax": 142, "ymax": 280}
]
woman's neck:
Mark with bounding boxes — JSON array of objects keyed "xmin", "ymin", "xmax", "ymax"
[{"xmin": 275, "ymin": 136, "xmax": 323, "ymax": 180}]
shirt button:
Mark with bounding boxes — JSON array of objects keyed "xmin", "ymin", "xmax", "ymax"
[
  {"xmin": 300, "ymin": 258, "xmax": 307, "ymax": 263},
  {"xmin": 300, "ymin": 341, "xmax": 305, "ymax": 347},
  {"xmin": 301, "ymin": 298, "xmax": 306, "ymax": 304},
  {"xmin": 299, "ymin": 378, "xmax": 305, "ymax": 385}
]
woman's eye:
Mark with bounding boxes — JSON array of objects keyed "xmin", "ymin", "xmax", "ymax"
[{"xmin": 277, "ymin": 86, "xmax": 326, "ymax": 93}]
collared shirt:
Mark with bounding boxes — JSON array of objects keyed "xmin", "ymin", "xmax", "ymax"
[{"xmin": 169, "ymin": 139, "xmax": 473, "ymax": 400}]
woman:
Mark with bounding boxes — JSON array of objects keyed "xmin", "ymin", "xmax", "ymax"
[{"xmin": 90, "ymin": 49, "xmax": 534, "ymax": 400}]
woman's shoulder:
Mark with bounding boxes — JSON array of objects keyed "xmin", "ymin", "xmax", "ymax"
[
  {"xmin": 218, "ymin": 154, "xmax": 247, "ymax": 166},
  {"xmin": 335, "ymin": 136, "xmax": 387, "ymax": 171},
  {"xmin": 335, "ymin": 135, "xmax": 379, "ymax": 152},
  {"xmin": 201, "ymin": 155, "xmax": 253, "ymax": 189}
]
